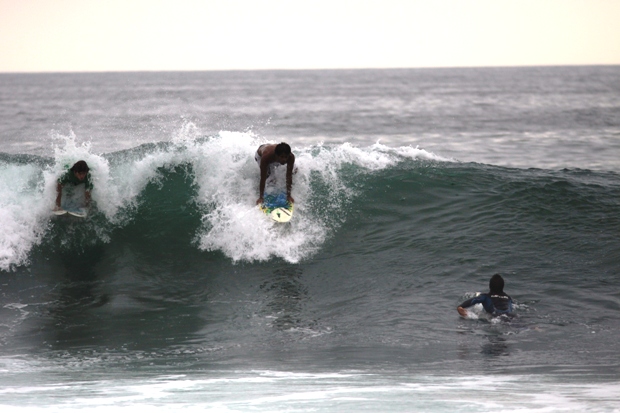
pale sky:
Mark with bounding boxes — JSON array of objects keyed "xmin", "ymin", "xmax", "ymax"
[{"xmin": 1, "ymin": 0, "xmax": 619, "ymax": 72}]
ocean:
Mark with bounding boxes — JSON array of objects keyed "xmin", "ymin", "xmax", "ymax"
[{"xmin": 0, "ymin": 67, "xmax": 619, "ymax": 412}]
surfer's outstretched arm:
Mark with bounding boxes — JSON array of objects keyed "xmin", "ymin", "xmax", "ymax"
[
  {"xmin": 54, "ymin": 182, "xmax": 63, "ymax": 210},
  {"xmin": 257, "ymin": 159, "xmax": 269, "ymax": 205},
  {"xmin": 286, "ymin": 153, "xmax": 295, "ymax": 203}
]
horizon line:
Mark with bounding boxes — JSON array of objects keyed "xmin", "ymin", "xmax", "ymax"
[{"xmin": 1, "ymin": 63, "xmax": 619, "ymax": 75}]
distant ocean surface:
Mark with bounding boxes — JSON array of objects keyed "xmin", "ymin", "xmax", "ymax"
[{"xmin": 0, "ymin": 67, "xmax": 619, "ymax": 412}]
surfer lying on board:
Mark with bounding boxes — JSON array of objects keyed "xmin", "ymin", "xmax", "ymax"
[
  {"xmin": 255, "ymin": 142, "xmax": 296, "ymax": 205},
  {"xmin": 54, "ymin": 160, "xmax": 93, "ymax": 211},
  {"xmin": 457, "ymin": 274, "xmax": 514, "ymax": 318}
]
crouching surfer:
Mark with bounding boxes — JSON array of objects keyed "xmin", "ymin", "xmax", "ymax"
[
  {"xmin": 54, "ymin": 160, "xmax": 93, "ymax": 212},
  {"xmin": 457, "ymin": 274, "xmax": 514, "ymax": 318},
  {"xmin": 254, "ymin": 142, "xmax": 296, "ymax": 205}
]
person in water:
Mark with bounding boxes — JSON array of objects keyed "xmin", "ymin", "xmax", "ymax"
[
  {"xmin": 457, "ymin": 274, "xmax": 514, "ymax": 317},
  {"xmin": 54, "ymin": 160, "xmax": 93, "ymax": 210},
  {"xmin": 255, "ymin": 142, "xmax": 296, "ymax": 205}
]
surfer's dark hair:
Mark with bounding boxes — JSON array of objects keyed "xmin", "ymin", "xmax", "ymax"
[
  {"xmin": 489, "ymin": 274, "xmax": 505, "ymax": 294},
  {"xmin": 71, "ymin": 160, "xmax": 90, "ymax": 173},
  {"xmin": 275, "ymin": 143, "xmax": 291, "ymax": 156}
]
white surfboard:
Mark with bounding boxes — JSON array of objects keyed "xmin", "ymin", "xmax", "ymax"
[
  {"xmin": 52, "ymin": 183, "xmax": 89, "ymax": 218},
  {"xmin": 53, "ymin": 207, "xmax": 88, "ymax": 218}
]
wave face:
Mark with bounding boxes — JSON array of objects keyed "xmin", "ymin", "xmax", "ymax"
[{"xmin": 2, "ymin": 130, "xmax": 618, "ymax": 276}]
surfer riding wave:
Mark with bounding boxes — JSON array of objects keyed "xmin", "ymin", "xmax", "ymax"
[{"xmin": 255, "ymin": 142, "xmax": 295, "ymax": 205}]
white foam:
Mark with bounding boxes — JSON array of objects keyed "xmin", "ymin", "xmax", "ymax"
[
  {"xmin": 0, "ymin": 162, "xmax": 48, "ymax": 271},
  {"xmin": 1, "ymin": 371, "xmax": 618, "ymax": 412},
  {"xmin": 173, "ymin": 129, "xmax": 327, "ymax": 263}
]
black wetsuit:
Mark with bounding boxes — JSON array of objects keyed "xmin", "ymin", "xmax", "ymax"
[{"xmin": 459, "ymin": 292, "xmax": 514, "ymax": 316}]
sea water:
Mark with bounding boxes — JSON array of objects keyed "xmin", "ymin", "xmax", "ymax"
[{"xmin": 0, "ymin": 67, "xmax": 619, "ymax": 412}]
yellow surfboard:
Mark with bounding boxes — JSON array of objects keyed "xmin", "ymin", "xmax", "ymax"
[
  {"xmin": 260, "ymin": 193, "xmax": 294, "ymax": 223},
  {"xmin": 261, "ymin": 203, "xmax": 294, "ymax": 223}
]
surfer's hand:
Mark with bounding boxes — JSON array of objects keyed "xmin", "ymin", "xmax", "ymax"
[
  {"xmin": 457, "ymin": 307, "xmax": 468, "ymax": 317},
  {"xmin": 287, "ymin": 195, "xmax": 295, "ymax": 204},
  {"xmin": 256, "ymin": 197, "xmax": 264, "ymax": 205}
]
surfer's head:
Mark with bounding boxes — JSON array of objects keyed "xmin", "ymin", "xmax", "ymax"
[
  {"xmin": 70, "ymin": 160, "xmax": 89, "ymax": 181},
  {"xmin": 275, "ymin": 143, "xmax": 291, "ymax": 156},
  {"xmin": 274, "ymin": 142, "xmax": 292, "ymax": 164},
  {"xmin": 489, "ymin": 274, "xmax": 505, "ymax": 294}
]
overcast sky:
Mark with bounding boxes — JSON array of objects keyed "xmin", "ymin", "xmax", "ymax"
[{"xmin": 1, "ymin": 0, "xmax": 619, "ymax": 72}]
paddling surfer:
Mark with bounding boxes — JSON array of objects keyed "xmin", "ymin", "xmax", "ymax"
[
  {"xmin": 255, "ymin": 142, "xmax": 295, "ymax": 205},
  {"xmin": 457, "ymin": 274, "xmax": 514, "ymax": 318}
]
